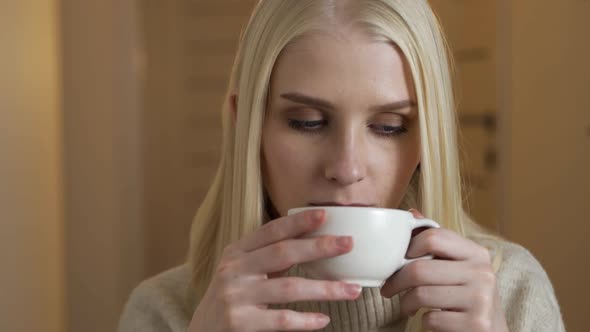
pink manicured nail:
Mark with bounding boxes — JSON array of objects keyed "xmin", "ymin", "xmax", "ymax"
[
  {"xmin": 345, "ymin": 283, "xmax": 362, "ymax": 297},
  {"xmin": 409, "ymin": 208, "xmax": 425, "ymax": 218},
  {"xmin": 336, "ymin": 236, "xmax": 352, "ymax": 249},
  {"xmin": 311, "ymin": 209, "xmax": 325, "ymax": 221},
  {"xmin": 316, "ymin": 314, "xmax": 330, "ymax": 325}
]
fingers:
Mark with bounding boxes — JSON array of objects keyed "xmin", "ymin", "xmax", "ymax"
[
  {"xmin": 256, "ymin": 309, "xmax": 331, "ymax": 331},
  {"xmin": 408, "ymin": 208, "xmax": 425, "ymax": 219},
  {"xmin": 227, "ymin": 307, "xmax": 330, "ymax": 332},
  {"xmin": 399, "ymin": 284, "xmax": 496, "ymax": 322},
  {"xmin": 420, "ymin": 309, "xmax": 495, "ymax": 332},
  {"xmin": 236, "ymin": 210, "xmax": 326, "ymax": 253},
  {"xmin": 406, "ymin": 228, "xmax": 491, "ymax": 264},
  {"xmin": 240, "ymin": 235, "xmax": 353, "ymax": 274},
  {"xmin": 246, "ymin": 277, "xmax": 362, "ymax": 304},
  {"xmin": 421, "ymin": 310, "xmax": 470, "ymax": 332},
  {"xmin": 399, "ymin": 285, "xmax": 468, "ymax": 316},
  {"xmin": 380, "ymin": 260, "xmax": 469, "ymax": 298}
]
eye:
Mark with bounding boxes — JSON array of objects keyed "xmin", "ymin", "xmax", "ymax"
[
  {"xmin": 287, "ymin": 119, "xmax": 328, "ymax": 133},
  {"xmin": 369, "ymin": 124, "xmax": 408, "ymax": 137}
]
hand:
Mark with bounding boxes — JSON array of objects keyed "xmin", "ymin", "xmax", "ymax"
[
  {"xmin": 188, "ymin": 209, "xmax": 362, "ymax": 332},
  {"xmin": 380, "ymin": 210, "xmax": 509, "ymax": 332}
]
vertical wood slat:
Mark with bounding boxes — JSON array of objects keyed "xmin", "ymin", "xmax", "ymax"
[
  {"xmin": 62, "ymin": 1, "xmax": 144, "ymax": 331},
  {"xmin": 141, "ymin": 0, "xmax": 257, "ymax": 276},
  {"xmin": 430, "ymin": 0, "xmax": 499, "ymax": 231}
]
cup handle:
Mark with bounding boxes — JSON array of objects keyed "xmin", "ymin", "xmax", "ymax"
[{"xmin": 401, "ymin": 218, "xmax": 440, "ymax": 267}]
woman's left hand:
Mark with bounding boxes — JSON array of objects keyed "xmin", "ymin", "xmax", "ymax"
[{"xmin": 380, "ymin": 210, "xmax": 509, "ymax": 332}]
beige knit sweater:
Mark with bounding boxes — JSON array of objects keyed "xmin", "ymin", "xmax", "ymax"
[{"xmin": 118, "ymin": 237, "xmax": 566, "ymax": 331}]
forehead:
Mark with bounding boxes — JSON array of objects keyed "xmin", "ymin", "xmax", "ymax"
[{"xmin": 269, "ymin": 29, "xmax": 413, "ymax": 102}]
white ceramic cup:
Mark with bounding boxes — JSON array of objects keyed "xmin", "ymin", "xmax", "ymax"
[{"xmin": 287, "ymin": 206, "xmax": 440, "ymax": 288}]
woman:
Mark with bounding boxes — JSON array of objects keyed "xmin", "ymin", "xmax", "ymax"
[{"xmin": 119, "ymin": 1, "xmax": 565, "ymax": 331}]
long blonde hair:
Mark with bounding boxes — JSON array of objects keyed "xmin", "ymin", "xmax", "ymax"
[{"xmin": 189, "ymin": 1, "xmax": 497, "ymax": 331}]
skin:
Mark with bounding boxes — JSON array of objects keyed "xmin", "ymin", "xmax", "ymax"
[
  {"xmin": 262, "ymin": 28, "xmax": 421, "ymax": 213},
  {"xmin": 189, "ymin": 26, "xmax": 509, "ymax": 332}
]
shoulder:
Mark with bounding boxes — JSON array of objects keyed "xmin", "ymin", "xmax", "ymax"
[
  {"xmin": 118, "ymin": 264, "xmax": 195, "ymax": 332},
  {"xmin": 472, "ymin": 236, "xmax": 546, "ymax": 278},
  {"xmin": 471, "ymin": 236, "xmax": 552, "ymax": 286},
  {"xmin": 470, "ymin": 236, "xmax": 566, "ymax": 331}
]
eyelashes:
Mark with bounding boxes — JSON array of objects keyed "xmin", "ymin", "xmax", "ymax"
[
  {"xmin": 287, "ymin": 119, "xmax": 408, "ymax": 138},
  {"xmin": 287, "ymin": 119, "xmax": 327, "ymax": 133},
  {"xmin": 368, "ymin": 124, "xmax": 409, "ymax": 137}
]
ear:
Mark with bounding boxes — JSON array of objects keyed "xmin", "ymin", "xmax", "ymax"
[{"xmin": 229, "ymin": 92, "xmax": 238, "ymax": 125}]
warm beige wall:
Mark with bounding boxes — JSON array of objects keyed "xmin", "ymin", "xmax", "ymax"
[
  {"xmin": 0, "ymin": 1, "xmax": 64, "ymax": 331},
  {"xmin": 141, "ymin": 0, "xmax": 257, "ymax": 276},
  {"xmin": 61, "ymin": 1, "xmax": 144, "ymax": 331},
  {"xmin": 501, "ymin": 1, "xmax": 590, "ymax": 331}
]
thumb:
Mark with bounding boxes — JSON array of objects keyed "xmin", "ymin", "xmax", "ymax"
[{"xmin": 408, "ymin": 208, "xmax": 425, "ymax": 219}]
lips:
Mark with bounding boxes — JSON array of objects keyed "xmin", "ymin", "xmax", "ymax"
[{"xmin": 309, "ymin": 202, "xmax": 374, "ymax": 207}]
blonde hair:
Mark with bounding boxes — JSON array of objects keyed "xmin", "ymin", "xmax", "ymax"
[{"xmin": 189, "ymin": 1, "xmax": 499, "ymax": 331}]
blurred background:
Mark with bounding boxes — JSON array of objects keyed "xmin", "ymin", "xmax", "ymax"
[{"xmin": 1, "ymin": 0, "xmax": 588, "ymax": 331}]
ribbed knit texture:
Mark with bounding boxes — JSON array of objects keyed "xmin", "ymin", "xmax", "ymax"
[
  {"xmin": 118, "ymin": 238, "xmax": 566, "ymax": 332},
  {"xmin": 269, "ymin": 265, "xmax": 406, "ymax": 331}
]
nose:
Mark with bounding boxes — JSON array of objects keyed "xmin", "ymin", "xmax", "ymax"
[{"xmin": 323, "ymin": 130, "xmax": 366, "ymax": 186}]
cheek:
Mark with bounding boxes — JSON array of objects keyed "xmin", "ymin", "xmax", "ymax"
[
  {"xmin": 262, "ymin": 130, "xmax": 321, "ymax": 215},
  {"xmin": 374, "ymin": 146, "xmax": 418, "ymax": 183},
  {"xmin": 262, "ymin": 128, "xmax": 315, "ymax": 196},
  {"xmin": 264, "ymin": 140, "xmax": 300, "ymax": 175},
  {"xmin": 373, "ymin": 130, "xmax": 420, "ymax": 171},
  {"xmin": 371, "ymin": 137, "xmax": 420, "ymax": 205}
]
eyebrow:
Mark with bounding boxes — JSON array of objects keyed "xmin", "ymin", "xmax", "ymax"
[{"xmin": 280, "ymin": 92, "xmax": 416, "ymax": 113}]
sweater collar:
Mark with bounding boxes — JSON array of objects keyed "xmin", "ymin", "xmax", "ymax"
[{"xmin": 269, "ymin": 265, "xmax": 406, "ymax": 331}]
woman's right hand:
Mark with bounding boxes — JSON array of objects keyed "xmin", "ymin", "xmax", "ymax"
[{"xmin": 188, "ymin": 209, "xmax": 362, "ymax": 331}]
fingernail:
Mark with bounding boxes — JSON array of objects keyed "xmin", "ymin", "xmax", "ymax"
[
  {"xmin": 316, "ymin": 314, "xmax": 330, "ymax": 325},
  {"xmin": 408, "ymin": 208, "xmax": 424, "ymax": 218},
  {"xmin": 345, "ymin": 283, "xmax": 362, "ymax": 297},
  {"xmin": 311, "ymin": 210, "xmax": 325, "ymax": 222},
  {"xmin": 336, "ymin": 236, "xmax": 352, "ymax": 249}
]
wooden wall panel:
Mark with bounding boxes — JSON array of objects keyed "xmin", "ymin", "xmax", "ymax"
[
  {"xmin": 141, "ymin": 0, "xmax": 257, "ymax": 275},
  {"xmin": 430, "ymin": 0, "xmax": 500, "ymax": 231}
]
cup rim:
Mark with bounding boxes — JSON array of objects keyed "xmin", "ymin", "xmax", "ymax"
[{"xmin": 287, "ymin": 206, "xmax": 413, "ymax": 217}]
